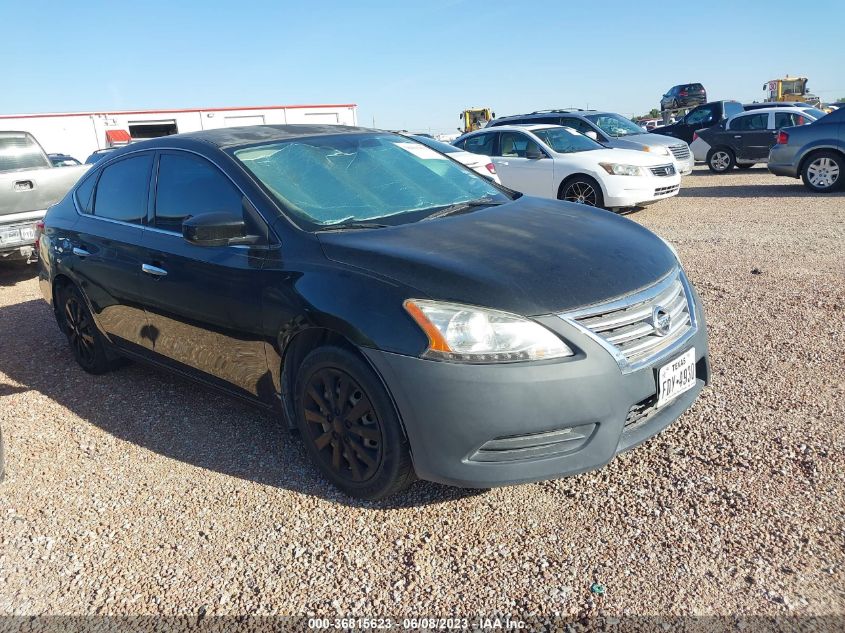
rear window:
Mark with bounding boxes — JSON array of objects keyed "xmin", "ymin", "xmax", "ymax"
[
  {"xmin": 93, "ymin": 154, "xmax": 153, "ymax": 224},
  {"xmin": 0, "ymin": 133, "xmax": 51, "ymax": 171}
]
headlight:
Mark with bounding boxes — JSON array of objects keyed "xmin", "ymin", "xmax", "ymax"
[
  {"xmin": 404, "ymin": 299, "xmax": 574, "ymax": 363},
  {"xmin": 599, "ymin": 162, "xmax": 645, "ymax": 176},
  {"xmin": 643, "ymin": 145, "xmax": 670, "ymax": 156}
]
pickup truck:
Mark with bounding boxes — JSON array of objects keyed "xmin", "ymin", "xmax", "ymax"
[
  {"xmin": 652, "ymin": 100, "xmax": 745, "ymax": 145},
  {"xmin": 1, "ymin": 131, "xmax": 89, "ymax": 263}
]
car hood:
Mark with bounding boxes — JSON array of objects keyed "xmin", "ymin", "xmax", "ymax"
[
  {"xmin": 317, "ymin": 196, "xmax": 677, "ymax": 316},
  {"xmin": 607, "ymin": 133, "xmax": 684, "ymax": 150},
  {"xmin": 571, "ymin": 147, "xmax": 675, "ymax": 166},
  {"xmin": 450, "ymin": 151, "xmax": 490, "ymax": 167}
]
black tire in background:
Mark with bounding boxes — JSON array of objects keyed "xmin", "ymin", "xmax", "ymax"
[
  {"xmin": 707, "ymin": 148, "xmax": 736, "ymax": 173},
  {"xmin": 57, "ymin": 285, "xmax": 116, "ymax": 375},
  {"xmin": 801, "ymin": 151, "xmax": 843, "ymax": 192},
  {"xmin": 294, "ymin": 346, "xmax": 415, "ymax": 499},
  {"xmin": 559, "ymin": 175, "xmax": 606, "ymax": 209},
  {"xmin": 736, "ymin": 163, "xmax": 755, "ymax": 169}
]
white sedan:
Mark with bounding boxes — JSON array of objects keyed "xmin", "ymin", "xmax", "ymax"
[
  {"xmin": 409, "ymin": 135, "xmax": 501, "ymax": 183},
  {"xmin": 453, "ymin": 124, "xmax": 682, "ymax": 209}
]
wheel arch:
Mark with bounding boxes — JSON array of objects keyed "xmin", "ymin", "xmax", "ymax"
[
  {"xmin": 797, "ymin": 146, "xmax": 845, "ymax": 178},
  {"xmin": 277, "ymin": 327, "xmax": 410, "ymax": 444},
  {"xmin": 558, "ymin": 172, "xmax": 608, "ymax": 200}
]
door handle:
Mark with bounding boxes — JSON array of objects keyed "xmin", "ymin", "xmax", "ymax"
[
  {"xmin": 734, "ymin": 135, "xmax": 742, "ymax": 139},
  {"xmin": 141, "ymin": 263, "xmax": 168, "ymax": 277},
  {"xmin": 72, "ymin": 247, "xmax": 91, "ymax": 257},
  {"xmin": 499, "ymin": 161, "xmax": 509, "ymax": 166}
]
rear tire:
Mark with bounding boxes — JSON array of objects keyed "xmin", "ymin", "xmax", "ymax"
[
  {"xmin": 294, "ymin": 346, "xmax": 415, "ymax": 499},
  {"xmin": 559, "ymin": 175, "xmax": 605, "ymax": 209},
  {"xmin": 707, "ymin": 148, "xmax": 735, "ymax": 173},
  {"xmin": 801, "ymin": 151, "xmax": 843, "ymax": 192},
  {"xmin": 57, "ymin": 285, "xmax": 116, "ymax": 375}
]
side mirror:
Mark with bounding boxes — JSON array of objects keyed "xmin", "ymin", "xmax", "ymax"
[
  {"xmin": 585, "ymin": 131, "xmax": 599, "ymax": 141},
  {"xmin": 183, "ymin": 211, "xmax": 247, "ymax": 247},
  {"xmin": 525, "ymin": 147, "xmax": 544, "ymax": 159}
]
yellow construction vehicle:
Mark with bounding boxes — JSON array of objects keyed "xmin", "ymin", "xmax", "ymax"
[
  {"xmin": 459, "ymin": 108, "xmax": 495, "ymax": 134},
  {"xmin": 763, "ymin": 76, "xmax": 821, "ymax": 107}
]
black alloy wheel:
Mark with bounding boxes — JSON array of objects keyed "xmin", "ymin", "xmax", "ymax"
[
  {"xmin": 294, "ymin": 346, "xmax": 414, "ymax": 499},
  {"xmin": 58, "ymin": 285, "xmax": 115, "ymax": 374}
]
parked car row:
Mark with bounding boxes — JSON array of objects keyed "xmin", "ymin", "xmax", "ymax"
[{"xmin": 454, "ymin": 124, "xmax": 681, "ymax": 209}]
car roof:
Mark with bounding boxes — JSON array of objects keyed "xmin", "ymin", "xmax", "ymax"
[
  {"xmin": 466, "ymin": 124, "xmax": 561, "ymax": 134},
  {"xmin": 733, "ymin": 106, "xmax": 815, "ymax": 116},
  {"xmin": 174, "ymin": 124, "xmax": 375, "ymax": 149}
]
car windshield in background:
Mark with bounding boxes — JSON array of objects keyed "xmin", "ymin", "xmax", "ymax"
[
  {"xmin": 532, "ymin": 127, "xmax": 603, "ymax": 153},
  {"xmin": 233, "ymin": 133, "xmax": 506, "ymax": 228},
  {"xmin": 802, "ymin": 108, "xmax": 827, "ymax": 120},
  {"xmin": 410, "ymin": 135, "xmax": 460, "ymax": 154},
  {"xmin": 584, "ymin": 113, "xmax": 646, "ymax": 138}
]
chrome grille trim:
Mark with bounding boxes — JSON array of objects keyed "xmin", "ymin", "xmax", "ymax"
[
  {"xmin": 559, "ymin": 268, "xmax": 698, "ymax": 374},
  {"xmin": 649, "ymin": 164, "xmax": 675, "ymax": 177},
  {"xmin": 669, "ymin": 144, "xmax": 691, "ymax": 160}
]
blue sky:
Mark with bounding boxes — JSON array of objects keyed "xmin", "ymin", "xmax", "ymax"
[{"xmin": 3, "ymin": 0, "xmax": 843, "ymax": 134}]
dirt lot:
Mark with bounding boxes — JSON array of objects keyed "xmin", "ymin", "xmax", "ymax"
[{"xmin": 1, "ymin": 166, "xmax": 843, "ymax": 623}]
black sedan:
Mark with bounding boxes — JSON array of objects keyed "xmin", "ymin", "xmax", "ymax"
[{"xmin": 39, "ymin": 125, "xmax": 710, "ymax": 499}]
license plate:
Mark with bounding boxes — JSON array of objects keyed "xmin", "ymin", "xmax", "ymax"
[
  {"xmin": 0, "ymin": 226, "xmax": 35, "ymax": 245},
  {"xmin": 656, "ymin": 347, "xmax": 696, "ymax": 408},
  {"xmin": 0, "ymin": 228, "xmax": 22, "ymax": 245}
]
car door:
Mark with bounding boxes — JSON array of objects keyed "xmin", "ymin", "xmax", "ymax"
[
  {"xmin": 491, "ymin": 131, "xmax": 555, "ymax": 196},
  {"xmin": 731, "ymin": 112, "xmax": 772, "ymax": 161},
  {"xmin": 138, "ymin": 150, "xmax": 273, "ymax": 397},
  {"xmin": 65, "ymin": 153, "xmax": 153, "ymax": 351}
]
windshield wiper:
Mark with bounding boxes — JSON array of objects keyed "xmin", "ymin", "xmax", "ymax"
[
  {"xmin": 424, "ymin": 198, "xmax": 504, "ymax": 221},
  {"xmin": 316, "ymin": 221, "xmax": 390, "ymax": 232}
]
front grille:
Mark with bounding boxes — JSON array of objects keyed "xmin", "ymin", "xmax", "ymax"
[
  {"xmin": 649, "ymin": 164, "xmax": 675, "ymax": 177},
  {"xmin": 669, "ymin": 144, "xmax": 690, "ymax": 160},
  {"xmin": 564, "ymin": 270, "xmax": 694, "ymax": 370},
  {"xmin": 654, "ymin": 184, "xmax": 679, "ymax": 196}
]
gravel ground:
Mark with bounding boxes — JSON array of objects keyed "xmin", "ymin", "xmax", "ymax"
[{"xmin": 0, "ymin": 166, "xmax": 843, "ymax": 624}]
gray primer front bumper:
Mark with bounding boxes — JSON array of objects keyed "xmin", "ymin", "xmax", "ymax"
[{"xmin": 363, "ymin": 308, "xmax": 709, "ymax": 488}]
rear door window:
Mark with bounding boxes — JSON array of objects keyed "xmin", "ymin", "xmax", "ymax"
[
  {"xmin": 75, "ymin": 173, "xmax": 97, "ymax": 214},
  {"xmin": 462, "ymin": 133, "xmax": 496, "ymax": 156},
  {"xmin": 93, "ymin": 154, "xmax": 153, "ymax": 224}
]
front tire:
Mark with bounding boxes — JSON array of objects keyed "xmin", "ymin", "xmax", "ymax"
[
  {"xmin": 57, "ymin": 285, "xmax": 115, "ymax": 374},
  {"xmin": 559, "ymin": 175, "xmax": 605, "ymax": 209},
  {"xmin": 294, "ymin": 346, "xmax": 415, "ymax": 499},
  {"xmin": 707, "ymin": 148, "xmax": 735, "ymax": 173},
  {"xmin": 802, "ymin": 151, "xmax": 842, "ymax": 192}
]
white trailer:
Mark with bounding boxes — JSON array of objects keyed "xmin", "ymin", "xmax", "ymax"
[{"xmin": 0, "ymin": 103, "xmax": 358, "ymax": 164}]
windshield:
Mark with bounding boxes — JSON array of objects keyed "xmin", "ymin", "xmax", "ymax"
[
  {"xmin": 532, "ymin": 127, "xmax": 603, "ymax": 153},
  {"xmin": 584, "ymin": 113, "xmax": 645, "ymax": 138},
  {"xmin": 233, "ymin": 133, "xmax": 506, "ymax": 229},
  {"xmin": 410, "ymin": 135, "xmax": 460, "ymax": 154}
]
